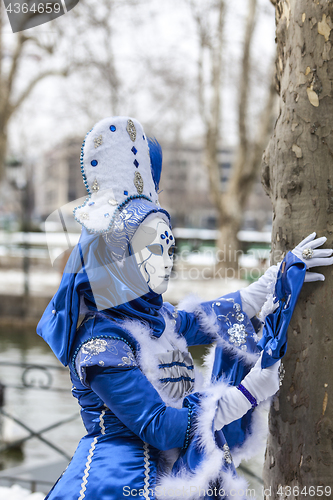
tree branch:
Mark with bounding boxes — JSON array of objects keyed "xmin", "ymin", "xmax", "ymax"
[
  {"xmin": 189, "ymin": 0, "xmax": 210, "ymax": 127},
  {"xmin": 226, "ymin": 0, "xmax": 258, "ymax": 202},
  {"xmin": 204, "ymin": 0, "xmax": 225, "ymax": 213},
  {"xmin": 239, "ymin": 61, "xmax": 277, "ymax": 207},
  {"xmin": 24, "ymin": 35, "xmax": 56, "ymax": 55},
  {"xmin": 2, "ymin": 33, "xmax": 28, "ymax": 114},
  {"xmin": 238, "ymin": 0, "xmax": 257, "ymax": 155},
  {"xmin": 197, "ymin": 35, "xmax": 209, "ymax": 128},
  {"xmin": 209, "ymin": 0, "xmax": 224, "ymax": 139},
  {"xmin": 13, "ymin": 68, "xmax": 68, "ymax": 110}
]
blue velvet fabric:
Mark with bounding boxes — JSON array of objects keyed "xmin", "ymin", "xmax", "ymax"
[
  {"xmin": 147, "ymin": 137, "xmax": 162, "ymax": 191},
  {"xmin": 172, "ymin": 253, "xmax": 307, "ymax": 499},
  {"xmin": 170, "ymin": 294, "xmax": 259, "ymax": 500},
  {"xmin": 257, "ymin": 252, "xmax": 306, "ymax": 368}
]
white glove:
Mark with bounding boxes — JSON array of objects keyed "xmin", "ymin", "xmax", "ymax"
[
  {"xmin": 292, "ymin": 232, "xmax": 333, "ymax": 282},
  {"xmin": 214, "ymin": 353, "xmax": 280, "ymax": 431},
  {"xmin": 214, "ymin": 385, "xmax": 252, "ymax": 431},
  {"xmin": 241, "ymin": 353, "xmax": 280, "ymax": 402},
  {"xmin": 240, "ymin": 264, "xmax": 279, "ymax": 318}
]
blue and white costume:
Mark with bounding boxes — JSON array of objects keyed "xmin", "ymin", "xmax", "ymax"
[{"xmin": 38, "ymin": 117, "xmax": 327, "ymax": 500}]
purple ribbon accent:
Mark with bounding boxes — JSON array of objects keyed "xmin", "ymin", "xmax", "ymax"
[{"xmin": 237, "ymin": 383, "xmax": 258, "ymax": 408}]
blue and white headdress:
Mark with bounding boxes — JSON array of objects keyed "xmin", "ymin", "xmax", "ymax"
[
  {"xmin": 74, "ymin": 116, "xmax": 165, "ymax": 235},
  {"xmin": 38, "ymin": 116, "xmax": 170, "ymax": 365}
]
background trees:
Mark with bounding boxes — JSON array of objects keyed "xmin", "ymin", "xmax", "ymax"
[
  {"xmin": 262, "ymin": 0, "xmax": 333, "ymax": 494},
  {"xmin": 1, "ymin": 1, "xmax": 276, "ymax": 241},
  {"xmin": 0, "ymin": 5, "xmax": 69, "ymax": 181},
  {"xmin": 190, "ymin": 0, "xmax": 276, "ymax": 272}
]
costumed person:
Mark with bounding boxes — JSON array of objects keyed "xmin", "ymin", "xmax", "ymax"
[{"xmin": 37, "ymin": 117, "xmax": 333, "ymax": 500}]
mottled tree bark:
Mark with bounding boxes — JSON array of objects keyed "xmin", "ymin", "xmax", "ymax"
[{"xmin": 262, "ymin": 1, "xmax": 333, "ymax": 497}]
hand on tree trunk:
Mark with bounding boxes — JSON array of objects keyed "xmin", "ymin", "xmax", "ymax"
[{"xmin": 291, "ymin": 232, "xmax": 333, "ymax": 282}]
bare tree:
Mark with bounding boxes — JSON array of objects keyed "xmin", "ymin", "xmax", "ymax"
[
  {"xmin": 262, "ymin": 0, "xmax": 333, "ymax": 496},
  {"xmin": 191, "ymin": 0, "xmax": 276, "ymax": 272},
  {"xmin": 66, "ymin": 0, "xmax": 192, "ymax": 140},
  {"xmin": 66, "ymin": 0, "xmax": 121, "ymax": 122},
  {"xmin": 190, "ymin": 0, "xmax": 224, "ymax": 240},
  {"xmin": 0, "ymin": 4, "xmax": 68, "ymax": 181}
]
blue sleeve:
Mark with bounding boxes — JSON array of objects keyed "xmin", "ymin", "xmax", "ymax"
[
  {"xmin": 257, "ymin": 251, "xmax": 306, "ymax": 367},
  {"xmin": 75, "ymin": 336, "xmax": 137, "ymax": 387},
  {"xmin": 165, "ymin": 291, "xmax": 259, "ymax": 350},
  {"xmin": 87, "ymin": 364, "xmax": 192, "ymax": 451}
]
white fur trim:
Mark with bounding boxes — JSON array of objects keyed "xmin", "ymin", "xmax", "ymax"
[
  {"xmin": 120, "ymin": 312, "xmax": 265, "ymax": 498},
  {"xmin": 220, "ymin": 471, "xmax": 251, "ymax": 500},
  {"xmin": 259, "ymin": 263, "xmax": 281, "ymax": 323},
  {"xmin": 156, "ymin": 378, "xmax": 251, "ymax": 500},
  {"xmin": 214, "ymin": 336, "xmax": 260, "ymax": 367},
  {"xmin": 201, "ymin": 344, "xmax": 216, "ymax": 386},
  {"xmin": 74, "ymin": 116, "xmax": 159, "ymax": 233},
  {"xmin": 231, "ymin": 399, "xmax": 269, "ymax": 468},
  {"xmin": 178, "ymin": 295, "xmax": 220, "ymax": 339}
]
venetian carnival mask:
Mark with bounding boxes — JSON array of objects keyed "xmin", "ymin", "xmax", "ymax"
[{"xmin": 131, "ymin": 216, "xmax": 175, "ymax": 294}]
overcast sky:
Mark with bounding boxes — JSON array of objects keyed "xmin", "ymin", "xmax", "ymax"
[{"xmin": 3, "ymin": 0, "xmax": 276, "ymax": 162}]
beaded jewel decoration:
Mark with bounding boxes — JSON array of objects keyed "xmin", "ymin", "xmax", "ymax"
[
  {"xmin": 127, "ymin": 119, "xmax": 136, "ymax": 142},
  {"xmin": 92, "ymin": 179, "xmax": 100, "ymax": 192},
  {"xmin": 213, "ymin": 298, "xmax": 249, "ymax": 350},
  {"xmin": 302, "ymin": 248, "xmax": 314, "ymax": 259},
  {"xmin": 227, "ymin": 323, "xmax": 247, "ymax": 347},
  {"xmin": 134, "ymin": 171, "xmax": 144, "ymax": 194},
  {"xmin": 223, "ymin": 444, "xmax": 233, "ymax": 464},
  {"xmin": 94, "ymin": 135, "xmax": 103, "ymax": 148}
]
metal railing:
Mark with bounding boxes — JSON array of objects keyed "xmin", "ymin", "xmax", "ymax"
[
  {"xmin": 0, "ymin": 475, "xmax": 55, "ymax": 493},
  {"xmin": 0, "ymin": 361, "xmax": 79, "ymax": 461}
]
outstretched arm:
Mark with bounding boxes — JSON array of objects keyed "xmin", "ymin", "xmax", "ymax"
[
  {"xmin": 240, "ymin": 232, "xmax": 333, "ymax": 318},
  {"xmin": 240, "ymin": 264, "xmax": 279, "ymax": 318}
]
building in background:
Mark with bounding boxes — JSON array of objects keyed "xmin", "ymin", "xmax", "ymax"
[
  {"xmin": 33, "ymin": 138, "xmax": 272, "ymax": 231},
  {"xmin": 34, "ymin": 138, "xmax": 87, "ymax": 223},
  {"xmin": 159, "ymin": 142, "xmax": 272, "ymax": 231}
]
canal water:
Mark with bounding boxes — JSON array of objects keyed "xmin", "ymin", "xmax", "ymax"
[{"xmin": 0, "ymin": 326, "xmax": 86, "ymax": 471}]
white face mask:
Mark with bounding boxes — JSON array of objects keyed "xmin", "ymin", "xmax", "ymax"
[{"xmin": 131, "ymin": 216, "xmax": 175, "ymax": 294}]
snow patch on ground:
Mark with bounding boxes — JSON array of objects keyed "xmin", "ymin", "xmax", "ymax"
[{"xmin": 0, "ymin": 485, "xmax": 44, "ymax": 500}]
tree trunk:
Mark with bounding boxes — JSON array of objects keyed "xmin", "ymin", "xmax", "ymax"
[
  {"xmin": 0, "ymin": 124, "xmax": 7, "ymax": 177},
  {"xmin": 195, "ymin": 0, "xmax": 276, "ymax": 274},
  {"xmin": 216, "ymin": 220, "xmax": 242, "ymax": 277},
  {"xmin": 216, "ymin": 60, "xmax": 276, "ymax": 275},
  {"xmin": 262, "ymin": 1, "xmax": 333, "ymax": 497}
]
